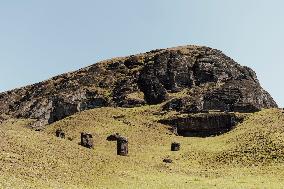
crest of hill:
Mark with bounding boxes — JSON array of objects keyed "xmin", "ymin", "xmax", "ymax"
[{"xmin": 0, "ymin": 45, "xmax": 277, "ymax": 128}]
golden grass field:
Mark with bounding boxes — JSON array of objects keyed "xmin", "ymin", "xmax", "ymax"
[{"xmin": 1, "ymin": 106, "xmax": 284, "ymax": 188}]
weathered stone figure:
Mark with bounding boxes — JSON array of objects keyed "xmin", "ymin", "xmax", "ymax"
[
  {"xmin": 81, "ymin": 132, "xmax": 94, "ymax": 149},
  {"xmin": 171, "ymin": 142, "xmax": 180, "ymax": 151},
  {"xmin": 107, "ymin": 133, "xmax": 121, "ymax": 141},
  {"xmin": 55, "ymin": 129, "xmax": 65, "ymax": 139},
  {"xmin": 172, "ymin": 126, "xmax": 178, "ymax": 136},
  {"xmin": 117, "ymin": 137, "xmax": 128, "ymax": 156},
  {"xmin": 168, "ymin": 70, "xmax": 179, "ymax": 92}
]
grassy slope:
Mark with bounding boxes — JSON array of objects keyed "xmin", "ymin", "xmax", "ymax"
[{"xmin": 1, "ymin": 107, "xmax": 284, "ymax": 188}]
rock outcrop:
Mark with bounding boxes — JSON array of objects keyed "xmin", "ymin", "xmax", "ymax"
[
  {"xmin": 0, "ymin": 45, "xmax": 277, "ymax": 128},
  {"xmin": 160, "ymin": 113, "xmax": 240, "ymax": 137}
]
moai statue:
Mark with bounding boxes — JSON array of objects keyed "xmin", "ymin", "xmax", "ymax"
[
  {"xmin": 172, "ymin": 126, "xmax": 178, "ymax": 136},
  {"xmin": 117, "ymin": 137, "xmax": 128, "ymax": 156},
  {"xmin": 55, "ymin": 129, "xmax": 65, "ymax": 139},
  {"xmin": 171, "ymin": 142, "xmax": 181, "ymax": 151},
  {"xmin": 225, "ymin": 103, "xmax": 233, "ymax": 113},
  {"xmin": 231, "ymin": 116, "xmax": 236, "ymax": 127},
  {"xmin": 168, "ymin": 71, "xmax": 179, "ymax": 92},
  {"xmin": 188, "ymin": 70, "xmax": 196, "ymax": 87},
  {"xmin": 81, "ymin": 132, "xmax": 94, "ymax": 149}
]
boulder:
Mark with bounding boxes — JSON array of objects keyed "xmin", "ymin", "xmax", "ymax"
[{"xmin": 163, "ymin": 158, "xmax": 173, "ymax": 163}]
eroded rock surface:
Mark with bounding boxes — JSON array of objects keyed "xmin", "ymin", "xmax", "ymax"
[
  {"xmin": 160, "ymin": 113, "xmax": 242, "ymax": 137},
  {"xmin": 0, "ymin": 45, "xmax": 277, "ymax": 128}
]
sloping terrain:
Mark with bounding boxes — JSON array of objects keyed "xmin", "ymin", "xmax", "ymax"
[
  {"xmin": 0, "ymin": 45, "xmax": 281, "ymax": 188},
  {"xmin": 1, "ymin": 107, "xmax": 284, "ymax": 188},
  {"xmin": 0, "ymin": 45, "xmax": 277, "ymax": 128}
]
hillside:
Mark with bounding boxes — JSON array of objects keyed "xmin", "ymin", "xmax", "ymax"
[
  {"xmin": 0, "ymin": 45, "xmax": 281, "ymax": 188},
  {"xmin": 1, "ymin": 107, "xmax": 284, "ymax": 188},
  {"xmin": 0, "ymin": 45, "xmax": 277, "ymax": 128}
]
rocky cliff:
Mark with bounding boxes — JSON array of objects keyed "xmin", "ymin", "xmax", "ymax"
[{"xmin": 0, "ymin": 45, "xmax": 277, "ymax": 128}]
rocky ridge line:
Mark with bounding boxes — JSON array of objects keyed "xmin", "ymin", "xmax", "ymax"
[{"xmin": 0, "ymin": 45, "xmax": 277, "ymax": 128}]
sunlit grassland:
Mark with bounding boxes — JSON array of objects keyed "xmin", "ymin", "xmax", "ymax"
[{"xmin": 1, "ymin": 107, "xmax": 284, "ymax": 188}]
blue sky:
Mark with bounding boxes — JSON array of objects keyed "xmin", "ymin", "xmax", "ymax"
[{"xmin": 0, "ymin": 0, "xmax": 283, "ymax": 107}]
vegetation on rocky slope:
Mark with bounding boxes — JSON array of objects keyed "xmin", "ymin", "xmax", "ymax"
[
  {"xmin": 0, "ymin": 45, "xmax": 281, "ymax": 188},
  {"xmin": 0, "ymin": 45, "xmax": 277, "ymax": 128}
]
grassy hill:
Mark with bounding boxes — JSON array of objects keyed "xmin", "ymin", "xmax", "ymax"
[{"xmin": 1, "ymin": 107, "xmax": 284, "ymax": 188}]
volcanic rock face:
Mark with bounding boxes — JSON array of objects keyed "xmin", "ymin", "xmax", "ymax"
[
  {"xmin": 0, "ymin": 45, "xmax": 277, "ymax": 128},
  {"xmin": 160, "ymin": 113, "xmax": 239, "ymax": 137}
]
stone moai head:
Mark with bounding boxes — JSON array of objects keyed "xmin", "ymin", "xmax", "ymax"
[
  {"xmin": 55, "ymin": 129, "xmax": 65, "ymax": 139},
  {"xmin": 171, "ymin": 142, "xmax": 180, "ymax": 151},
  {"xmin": 117, "ymin": 137, "xmax": 128, "ymax": 156},
  {"xmin": 81, "ymin": 132, "xmax": 94, "ymax": 149},
  {"xmin": 230, "ymin": 116, "xmax": 236, "ymax": 127},
  {"xmin": 172, "ymin": 126, "xmax": 178, "ymax": 136}
]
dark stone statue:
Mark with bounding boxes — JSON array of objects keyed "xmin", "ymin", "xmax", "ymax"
[
  {"xmin": 55, "ymin": 129, "xmax": 65, "ymax": 139},
  {"xmin": 117, "ymin": 137, "xmax": 128, "ymax": 156},
  {"xmin": 171, "ymin": 142, "xmax": 181, "ymax": 151},
  {"xmin": 80, "ymin": 132, "xmax": 94, "ymax": 149}
]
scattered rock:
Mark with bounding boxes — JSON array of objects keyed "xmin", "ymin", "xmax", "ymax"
[
  {"xmin": 113, "ymin": 115, "xmax": 125, "ymax": 119},
  {"xmin": 163, "ymin": 158, "xmax": 173, "ymax": 163}
]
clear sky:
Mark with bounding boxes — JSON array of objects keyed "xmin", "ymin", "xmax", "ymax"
[{"xmin": 0, "ymin": 0, "xmax": 283, "ymax": 107}]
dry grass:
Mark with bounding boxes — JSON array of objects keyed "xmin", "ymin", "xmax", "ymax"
[{"xmin": 1, "ymin": 107, "xmax": 284, "ymax": 188}]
